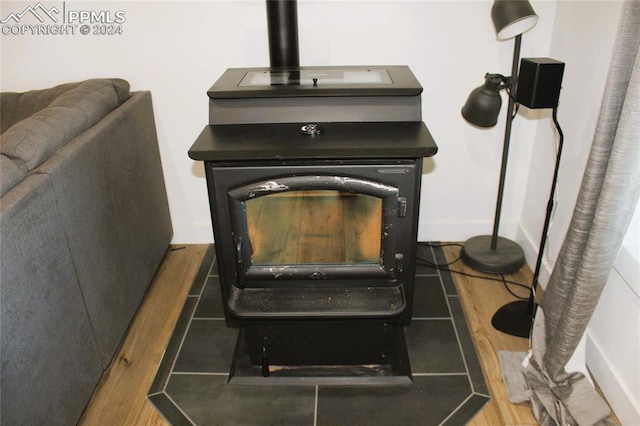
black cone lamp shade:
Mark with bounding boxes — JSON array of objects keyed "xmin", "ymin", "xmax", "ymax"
[
  {"xmin": 461, "ymin": 74, "xmax": 503, "ymax": 128},
  {"xmin": 491, "ymin": 0, "xmax": 538, "ymax": 40}
]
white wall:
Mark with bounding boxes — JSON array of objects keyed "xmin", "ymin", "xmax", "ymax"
[
  {"xmin": 0, "ymin": 0, "xmax": 556, "ymax": 243},
  {"xmin": 588, "ymin": 236, "xmax": 640, "ymax": 425}
]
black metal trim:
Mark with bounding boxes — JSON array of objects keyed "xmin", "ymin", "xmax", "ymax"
[{"xmin": 228, "ymin": 174, "xmax": 400, "ymax": 282}]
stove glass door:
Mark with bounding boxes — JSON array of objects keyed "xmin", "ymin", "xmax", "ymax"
[
  {"xmin": 226, "ymin": 172, "xmax": 405, "ymax": 282},
  {"xmin": 246, "ymin": 190, "xmax": 382, "ymax": 265}
]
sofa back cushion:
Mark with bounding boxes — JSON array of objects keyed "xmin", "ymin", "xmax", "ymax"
[
  {"xmin": 0, "ymin": 79, "xmax": 131, "ymax": 196},
  {"xmin": 0, "ymin": 154, "xmax": 28, "ymax": 197},
  {"xmin": 1, "ymin": 92, "xmax": 22, "ymax": 134},
  {"xmin": 1, "ymin": 81, "xmax": 80, "ymax": 134}
]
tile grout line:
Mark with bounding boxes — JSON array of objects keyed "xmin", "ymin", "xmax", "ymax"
[
  {"xmin": 412, "ymin": 372, "xmax": 468, "ymax": 376},
  {"xmin": 412, "ymin": 317, "xmax": 453, "ymax": 321},
  {"xmin": 430, "ymin": 244, "xmax": 477, "ymax": 396},
  {"xmin": 164, "ymin": 391, "xmax": 198, "ymax": 426},
  {"xmin": 192, "ymin": 317, "xmax": 226, "ymax": 321},
  {"xmin": 313, "ymin": 385, "xmax": 319, "ymax": 426},
  {"xmin": 151, "ymin": 244, "xmax": 490, "ymax": 424},
  {"xmin": 171, "ymin": 372, "xmax": 230, "ymax": 376},
  {"xmin": 428, "ymin": 244, "xmax": 481, "ymax": 426},
  {"xmin": 438, "ymin": 393, "xmax": 474, "ymax": 426},
  {"xmin": 164, "ymin": 255, "xmax": 211, "ymax": 389}
]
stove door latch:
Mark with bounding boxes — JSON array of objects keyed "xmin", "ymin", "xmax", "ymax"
[
  {"xmin": 235, "ymin": 237, "xmax": 246, "ymax": 286},
  {"xmin": 395, "ymin": 253, "xmax": 404, "ymax": 273},
  {"xmin": 398, "ymin": 197, "xmax": 407, "ymax": 217}
]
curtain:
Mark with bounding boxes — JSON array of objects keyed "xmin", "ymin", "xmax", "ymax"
[{"xmin": 499, "ymin": 1, "xmax": 640, "ymax": 424}]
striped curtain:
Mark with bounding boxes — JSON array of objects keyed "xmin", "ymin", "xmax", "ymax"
[{"xmin": 499, "ymin": 1, "xmax": 640, "ymax": 424}]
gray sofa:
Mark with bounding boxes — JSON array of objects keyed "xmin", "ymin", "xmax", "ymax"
[{"xmin": 0, "ymin": 79, "xmax": 173, "ymax": 425}]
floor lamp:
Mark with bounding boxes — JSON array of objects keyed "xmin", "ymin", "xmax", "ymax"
[
  {"xmin": 492, "ymin": 103, "xmax": 564, "ymax": 337},
  {"xmin": 462, "ymin": 1, "xmax": 566, "ymax": 337},
  {"xmin": 460, "ymin": 0, "xmax": 538, "ymax": 274}
]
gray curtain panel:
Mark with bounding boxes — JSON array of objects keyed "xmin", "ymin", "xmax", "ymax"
[{"xmin": 500, "ymin": 1, "xmax": 640, "ymax": 424}]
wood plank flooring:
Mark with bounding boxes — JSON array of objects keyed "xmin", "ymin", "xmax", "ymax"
[
  {"xmin": 80, "ymin": 245, "xmax": 210, "ymax": 426},
  {"xmin": 441, "ymin": 245, "xmax": 538, "ymax": 425},
  {"xmin": 78, "ymin": 243, "xmax": 589, "ymax": 425}
]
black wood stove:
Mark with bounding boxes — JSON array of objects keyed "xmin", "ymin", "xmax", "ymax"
[{"xmin": 188, "ymin": 1, "xmax": 437, "ymax": 385}]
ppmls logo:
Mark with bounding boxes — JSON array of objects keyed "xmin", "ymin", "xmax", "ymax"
[
  {"xmin": 1, "ymin": 2, "xmax": 60, "ymax": 24},
  {"xmin": 1, "ymin": 2, "xmax": 126, "ymax": 36}
]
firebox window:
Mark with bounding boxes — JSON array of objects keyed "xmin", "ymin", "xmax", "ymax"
[{"xmin": 245, "ymin": 190, "xmax": 382, "ymax": 265}]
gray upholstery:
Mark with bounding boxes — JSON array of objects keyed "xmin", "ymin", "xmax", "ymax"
[
  {"xmin": 1, "ymin": 81, "xmax": 80, "ymax": 132},
  {"xmin": 0, "ymin": 153, "xmax": 28, "ymax": 196},
  {"xmin": 0, "ymin": 80, "xmax": 172, "ymax": 425},
  {"xmin": 0, "ymin": 79, "xmax": 131, "ymax": 195},
  {"xmin": 0, "ymin": 175, "xmax": 105, "ymax": 424}
]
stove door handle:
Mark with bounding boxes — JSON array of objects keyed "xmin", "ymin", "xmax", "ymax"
[
  {"xmin": 398, "ymin": 197, "xmax": 407, "ymax": 217},
  {"xmin": 236, "ymin": 236, "xmax": 246, "ymax": 287}
]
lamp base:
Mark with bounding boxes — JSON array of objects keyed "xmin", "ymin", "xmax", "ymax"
[
  {"xmin": 461, "ymin": 235, "xmax": 525, "ymax": 274},
  {"xmin": 491, "ymin": 300, "xmax": 535, "ymax": 338}
]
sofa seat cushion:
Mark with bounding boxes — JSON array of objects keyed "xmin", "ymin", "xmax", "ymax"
[{"xmin": 0, "ymin": 79, "xmax": 131, "ymax": 196}]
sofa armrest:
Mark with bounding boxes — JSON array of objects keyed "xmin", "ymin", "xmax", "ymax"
[
  {"xmin": 36, "ymin": 90, "xmax": 173, "ymax": 366},
  {"xmin": 0, "ymin": 174, "xmax": 105, "ymax": 425}
]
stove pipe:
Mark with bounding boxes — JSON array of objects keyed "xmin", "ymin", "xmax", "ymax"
[{"xmin": 266, "ymin": 0, "xmax": 300, "ymax": 69}]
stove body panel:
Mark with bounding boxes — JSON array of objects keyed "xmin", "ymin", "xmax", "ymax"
[{"xmin": 189, "ymin": 65, "xmax": 437, "ymax": 329}]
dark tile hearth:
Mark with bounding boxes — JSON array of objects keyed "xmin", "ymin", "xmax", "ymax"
[{"xmin": 148, "ymin": 243, "xmax": 489, "ymax": 425}]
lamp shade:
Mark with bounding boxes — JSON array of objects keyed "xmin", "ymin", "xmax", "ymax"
[
  {"xmin": 461, "ymin": 74, "xmax": 503, "ymax": 128},
  {"xmin": 491, "ymin": 0, "xmax": 538, "ymax": 40}
]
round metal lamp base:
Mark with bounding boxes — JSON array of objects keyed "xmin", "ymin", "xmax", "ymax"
[
  {"xmin": 491, "ymin": 300, "xmax": 535, "ymax": 338},
  {"xmin": 461, "ymin": 235, "xmax": 525, "ymax": 274}
]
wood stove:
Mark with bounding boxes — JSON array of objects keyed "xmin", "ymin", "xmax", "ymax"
[{"xmin": 188, "ymin": 1, "xmax": 437, "ymax": 384}]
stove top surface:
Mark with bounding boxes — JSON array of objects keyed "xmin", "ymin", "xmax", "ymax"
[
  {"xmin": 208, "ymin": 65, "xmax": 423, "ymax": 99},
  {"xmin": 239, "ymin": 67, "xmax": 393, "ymax": 87}
]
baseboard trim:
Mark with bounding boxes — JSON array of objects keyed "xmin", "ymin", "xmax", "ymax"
[
  {"xmin": 171, "ymin": 223, "xmax": 214, "ymax": 244},
  {"xmin": 417, "ymin": 222, "xmax": 520, "ymax": 244},
  {"xmin": 515, "ymin": 224, "xmax": 553, "ymax": 290},
  {"xmin": 586, "ymin": 333, "xmax": 640, "ymax": 425}
]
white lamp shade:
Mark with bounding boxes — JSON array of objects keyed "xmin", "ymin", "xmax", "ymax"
[{"xmin": 491, "ymin": 0, "xmax": 538, "ymax": 40}]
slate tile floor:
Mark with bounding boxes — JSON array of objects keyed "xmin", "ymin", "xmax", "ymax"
[{"xmin": 148, "ymin": 243, "xmax": 489, "ymax": 425}]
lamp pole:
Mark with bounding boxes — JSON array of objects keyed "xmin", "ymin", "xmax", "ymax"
[{"xmin": 490, "ymin": 34, "xmax": 521, "ymax": 249}]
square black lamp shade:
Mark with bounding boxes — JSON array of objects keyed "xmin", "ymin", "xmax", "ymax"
[{"xmin": 516, "ymin": 58, "xmax": 565, "ymax": 109}]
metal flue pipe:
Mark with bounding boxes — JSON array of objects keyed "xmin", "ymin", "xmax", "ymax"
[{"xmin": 266, "ymin": 0, "xmax": 299, "ymax": 69}]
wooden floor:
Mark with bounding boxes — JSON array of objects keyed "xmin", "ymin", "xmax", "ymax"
[{"xmin": 79, "ymin": 244, "xmax": 542, "ymax": 425}]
